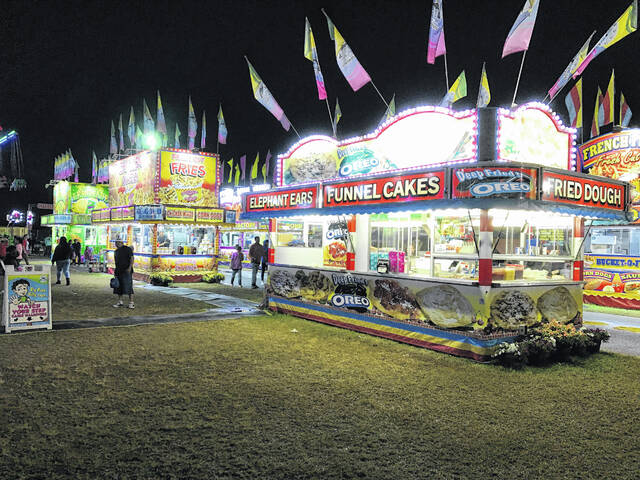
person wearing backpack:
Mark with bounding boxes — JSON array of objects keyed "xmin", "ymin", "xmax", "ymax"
[{"xmin": 229, "ymin": 244, "xmax": 244, "ymax": 287}]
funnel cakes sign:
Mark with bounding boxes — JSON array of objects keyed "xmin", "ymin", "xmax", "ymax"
[{"xmin": 275, "ymin": 107, "xmax": 477, "ymax": 186}]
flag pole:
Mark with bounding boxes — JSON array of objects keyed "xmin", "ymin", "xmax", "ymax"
[
  {"xmin": 324, "ymin": 98, "xmax": 336, "ymax": 138},
  {"xmin": 444, "ymin": 53, "xmax": 450, "ymax": 90},
  {"xmin": 511, "ymin": 50, "xmax": 528, "ymax": 107},
  {"xmin": 370, "ymin": 81, "xmax": 389, "ymax": 108},
  {"xmin": 290, "ymin": 123, "xmax": 301, "ymax": 139}
]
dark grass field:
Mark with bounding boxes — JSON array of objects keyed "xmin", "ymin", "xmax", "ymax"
[
  {"xmin": 1, "ymin": 314, "xmax": 639, "ymax": 479},
  {"xmin": 49, "ymin": 270, "xmax": 211, "ymax": 321}
]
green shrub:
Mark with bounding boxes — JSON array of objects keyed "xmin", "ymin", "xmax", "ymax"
[
  {"xmin": 202, "ymin": 273, "xmax": 225, "ymax": 284},
  {"xmin": 149, "ymin": 273, "xmax": 174, "ymax": 286}
]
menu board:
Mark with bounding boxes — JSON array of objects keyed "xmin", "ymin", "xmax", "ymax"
[{"xmin": 165, "ymin": 207, "xmax": 195, "ymax": 222}]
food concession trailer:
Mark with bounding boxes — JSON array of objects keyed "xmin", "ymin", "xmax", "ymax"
[{"xmin": 241, "ymin": 104, "xmax": 631, "ymax": 361}]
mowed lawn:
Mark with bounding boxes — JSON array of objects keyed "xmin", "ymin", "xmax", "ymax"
[
  {"xmin": 49, "ymin": 269, "xmax": 210, "ymax": 321},
  {"xmin": 1, "ymin": 314, "xmax": 639, "ymax": 479}
]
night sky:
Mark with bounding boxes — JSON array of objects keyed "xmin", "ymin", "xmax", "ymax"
[{"xmin": 1, "ymin": 0, "xmax": 637, "ymax": 217}]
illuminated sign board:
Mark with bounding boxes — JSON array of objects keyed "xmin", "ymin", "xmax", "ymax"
[
  {"xmin": 580, "ymin": 130, "xmax": 640, "ymax": 170},
  {"xmin": 541, "ymin": 171, "xmax": 626, "ymax": 211},
  {"xmin": 109, "ymin": 151, "xmax": 156, "ymax": 207},
  {"xmin": 451, "ymin": 166, "xmax": 538, "ymax": 199},
  {"xmin": 135, "ymin": 205, "xmax": 164, "ymax": 221},
  {"xmin": 165, "ymin": 207, "xmax": 195, "ymax": 222},
  {"xmin": 195, "ymin": 209, "xmax": 224, "ymax": 223},
  {"xmin": 276, "ymin": 107, "xmax": 477, "ymax": 186},
  {"xmin": 159, "ymin": 150, "xmax": 218, "ymax": 207},
  {"xmin": 245, "ymin": 186, "xmax": 318, "ymax": 213},
  {"xmin": 323, "ymin": 171, "xmax": 445, "ymax": 208},
  {"xmin": 498, "ymin": 104, "xmax": 574, "ymax": 170}
]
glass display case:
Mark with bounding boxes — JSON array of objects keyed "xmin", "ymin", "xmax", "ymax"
[{"xmin": 490, "ymin": 210, "xmax": 574, "ymax": 282}]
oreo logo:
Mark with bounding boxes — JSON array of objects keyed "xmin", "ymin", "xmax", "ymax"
[
  {"xmin": 332, "ymin": 284, "xmax": 369, "ymax": 312},
  {"xmin": 469, "ymin": 181, "xmax": 530, "ymax": 197},
  {"xmin": 339, "ymin": 149, "xmax": 378, "ymax": 177}
]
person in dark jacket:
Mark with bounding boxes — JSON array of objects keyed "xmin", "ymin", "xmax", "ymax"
[
  {"xmin": 73, "ymin": 239, "xmax": 82, "ymax": 265},
  {"xmin": 113, "ymin": 239, "xmax": 135, "ymax": 309},
  {"xmin": 260, "ymin": 239, "xmax": 270, "ymax": 282},
  {"xmin": 51, "ymin": 236, "xmax": 72, "ymax": 285}
]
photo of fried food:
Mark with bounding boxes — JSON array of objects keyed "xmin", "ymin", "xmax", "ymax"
[
  {"xmin": 417, "ymin": 285, "xmax": 475, "ymax": 328},
  {"xmin": 288, "ymin": 151, "xmax": 338, "ymax": 182},
  {"xmin": 537, "ymin": 286, "xmax": 579, "ymax": 323},
  {"xmin": 624, "ymin": 282, "xmax": 640, "ymax": 294},
  {"xmin": 269, "ymin": 269, "xmax": 301, "ymax": 298},
  {"xmin": 490, "ymin": 290, "xmax": 538, "ymax": 329},
  {"xmin": 295, "ymin": 270, "xmax": 332, "ymax": 303},
  {"xmin": 324, "ymin": 241, "xmax": 347, "ymax": 262},
  {"xmin": 584, "ymin": 279, "xmax": 609, "ymax": 291},
  {"xmin": 370, "ymin": 278, "xmax": 425, "ymax": 321}
]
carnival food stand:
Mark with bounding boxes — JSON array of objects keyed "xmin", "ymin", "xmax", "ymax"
[
  {"xmin": 218, "ymin": 220, "xmax": 270, "ymax": 268},
  {"xmin": 241, "ymin": 104, "xmax": 631, "ymax": 361},
  {"xmin": 92, "ymin": 147, "xmax": 236, "ymax": 282},
  {"xmin": 218, "ymin": 186, "xmax": 271, "ymax": 268},
  {"xmin": 41, "ymin": 181, "xmax": 109, "ymax": 259},
  {"xmin": 579, "ymin": 129, "xmax": 640, "ymax": 308}
]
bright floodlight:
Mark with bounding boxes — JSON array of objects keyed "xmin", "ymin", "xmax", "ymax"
[{"xmin": 143, "ymin": 132, "xmax": 160, "ymax": 150}]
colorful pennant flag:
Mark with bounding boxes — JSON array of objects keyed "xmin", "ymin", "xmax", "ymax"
[
  {"xmin": 227, "ymin": 158, "xmax": 234, "ymax": 183},
  {"xmin": 262, "ymin": 150, "xmax": 271, "ymax": 183},
  {"xmin": 91, "ymin": 151, "xmax": 97, "ymax": 183},
  {"xmin": 381, "ymin": 94, "xmax": 396, "ymax": 123},
  {"xmin": 234, "ymin": 164, "xmax": 240, "ymax": 187},
  {"xmin": 602, "ymin": 70, "xmax": 615, "ymax": 126},
  {"xmin": 174, "ymin": 123, "xmax": 181, "ymax": 149},
  {"xmin": 118, "ymin": 114, "xmax": 125, "ymax": 152},
  {"xmin": 188, "ymin": 96, "xmax": 197, "ymax": 149},
  {"xmin": 592, "ymin": 87, "xmax": 602, "ymax": 138},
  {"xmin": 427, "ymin": 0, "xmax": 446, "ymax": 64},
  {"xmin": 218, "ymin": 105, "xmax": 228, "ymax": 145},
  {"xmin": 477, "ymin": 62, "xmax": 491, "ymax": 108},
  {"xmin": 502, "ymin": 0, "xmax": 540, "ymax": 58},
  {"xmin": 440, "ymin": 71, "xmax": 467, "ymax": 107},
  {"xmin": 564, "ymin": 78, "xmax": 583, "ymax": 128},
  {"xmin": 136, "ymin": 126, "xmax": 144, "ymax": 149},
  {"xmin": 110, "ymin": 120, "xmax": 117, "ymax": 155},
  {"xmin": 304, "ymin": 18, "xmax": 328, "ymax": 100},
  {"xmin": 621, "ymin": 92, "xmax": 633, "ymax": 127},
  {"xmin": 143, "ymin": 99, "xmax": 154, "ymax": 134},
  {"xmin": 251, "ymin": 152, "xmax": 260, "ymax": 180},
  {"xmin": 574, "ymin": 1, "xmax": 637, "ymax": 78},
  {"xmin": 201, "ymin": 111, "xmax": 207, "ymax": 149},
  {"xmin": 548, "ymin": 32, "xmax": 594, "ymax": 101},
  {"xmin": 156, "ymin": 91, "xmax": 167, "ymax": 137},
  {"xmin": 598, "ymin": 88, "xmax": 605, "ymax": 128},
  {"xmin": 334, "ymin": 98, "xmax": 342, "ymax": 127},
  {"xmin": 324, "ymin": 11, "xmax": 372, "ymax": 91},
  {"xmin": 128, "ymin": 107, "xmax": 135, "ymax": 147},
  {"xmin": 240, "ymin": 154, "xmax": 247, "ymax": 180},
  {"xmin": 246, "ymin": 58, "xmax": 291, "ymax": 131}
]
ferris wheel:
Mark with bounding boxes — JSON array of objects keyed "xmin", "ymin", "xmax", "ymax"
[{"xmin": 0, "ymin": 128, "xmax": 26, "ymax": 191}]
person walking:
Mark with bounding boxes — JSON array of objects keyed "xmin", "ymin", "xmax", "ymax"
[
  {"xmin": 51, "ymin": 236, "xmax": 72, "ymax": 285},
  {"xmin": 15, "ymin": 236, "xmax": 28, "ymax": 265},
  {"xmin": 44, "ymin": 236, "xmax": 52, "ymax": 257},
  {"xmin": 261, "ymin": 238, "xmax": 270, "ymax": 282},
  {"xmin": 248, "ymin": 236, "xmax": 265, "ymax": 289},
  {"xmin": 112, "ymin": 239, "xmax": 135, "ymax": 309},
  {"xmin": 73, "ymin": 239, "xmax": 82, "ymax": 265},
  {"xmin": 229, "ymin": 244, "xmax": 244, "ymax": 287}
]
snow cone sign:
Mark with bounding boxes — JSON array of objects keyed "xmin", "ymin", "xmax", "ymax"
[{"xmin": 2, "ymin": 264, "xmax": 52, "ymax": 333}]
